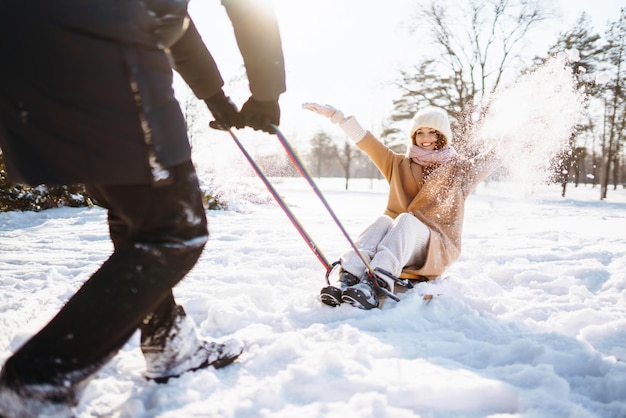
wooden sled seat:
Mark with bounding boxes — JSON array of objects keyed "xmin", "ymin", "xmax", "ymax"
[
  {"xmin": 398, "ymin": 271, "xmax": 430, "ymax": 282},
  {"xmin": 394, "ymin": 270, "xmax": 437, "ymax": 301}
]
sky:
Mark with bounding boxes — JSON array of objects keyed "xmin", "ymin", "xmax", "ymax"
[{"xmin": 180, "ymin": 0, "xmax": 623, "ymax": 155}]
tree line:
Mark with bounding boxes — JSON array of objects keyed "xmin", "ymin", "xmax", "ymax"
[{"xmin": 307, "ymin": 1, "xmax": 625, "ymax": 199}]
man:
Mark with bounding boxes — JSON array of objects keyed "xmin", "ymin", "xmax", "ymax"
[{"xmin": 0, "ymin": 0, "xmax": 286, "ymax": 416}]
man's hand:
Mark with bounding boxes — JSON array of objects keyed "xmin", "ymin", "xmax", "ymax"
[
  {"xmin": 240, "ymin": 97, "xmax": 280, "ymax": 134},
  {"xmin": 204, "ymin": 90, "xmax": 242, "ymax": 130}
]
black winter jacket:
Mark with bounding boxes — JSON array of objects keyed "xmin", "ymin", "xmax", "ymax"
[{"xmin": 0, "ymin": 0, "xmax": 285, "ymax": 186}]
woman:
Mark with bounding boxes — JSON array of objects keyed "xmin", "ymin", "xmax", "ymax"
[{"xmin": 303, "ymin": 103, "xmax": 499, "ymax": 309}]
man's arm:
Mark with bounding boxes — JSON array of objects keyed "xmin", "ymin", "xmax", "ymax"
[{"xmin": 222, "ymin": 0, "xmax": 286, "ymax": 101}]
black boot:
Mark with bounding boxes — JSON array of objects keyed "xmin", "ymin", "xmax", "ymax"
[
  {"xmin": 141, "ymin": 305, "xmax": 243, "ymax": 383},
  {"xmin": 319, "ymin": 270, "xmax": 360, "ymax": 307},
  {"xmin": 341, "ymin": 273, "xmax": 383, "ymax": 310}
]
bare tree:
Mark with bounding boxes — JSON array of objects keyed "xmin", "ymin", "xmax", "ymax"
[
  {"xmin": 600, "ymin": 8, "xmax": 626, "ymax": 199},
  {"xmin": 333, "ymin": 139, "xmax": 359, "ymax": 190},
  {"xmin": 307, "ymin": 131, "xmax": 336, "ymax": 178},
  {"xmin": 307, "ymin": 130, "xmax": 365, "ymax": 189},
  {"xmin": 179, "ymin": 85, "xmax": 208, "ymax": 145},
  {"xmin": 389, "ymin": 0, "xmax": 552, "ymax": 152}
]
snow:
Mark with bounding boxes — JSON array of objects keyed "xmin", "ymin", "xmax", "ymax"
[
  {"xmin": 1, "ymin": 42, "xmax": 625, "ymax": 418},
  {"xmin": 1, "ymin": 177, "xmax": 626, "ymax": 418}
]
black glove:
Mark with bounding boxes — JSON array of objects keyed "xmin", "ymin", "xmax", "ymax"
[
  {"xmin": 204, "ymin": 90, "xmax": 242, "ymax": 131},
  {"xmin": 240, "ymin": 97, "xmax": 281, "ymax": 134}
]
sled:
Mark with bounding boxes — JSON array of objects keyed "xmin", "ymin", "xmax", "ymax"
[
  {"xmin": 398, "ymin": 271, "xmax": 429, "ymax": 281},
  {"xmin": 399, "ymin": 271, "xmax": 437, "ymax": 301},
  {"xmin": 399, "ymin": 271, "xmax": 431, "ymax": 300},
  {"xmin": 379, "ymin": 268, "xmax": 439, "ymax": 302}
]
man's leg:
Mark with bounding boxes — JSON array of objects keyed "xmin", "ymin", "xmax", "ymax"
[
  {"xmin": 0, "ymin": 161, "xmax": 208, "ymax": 414},
  {"xmin": 95, "ymin": 162, "xmax": 242, "ymax": 382}
]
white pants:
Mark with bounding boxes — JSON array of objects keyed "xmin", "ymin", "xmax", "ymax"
[{"xmin": 340, "ymin": 213, "xmax": 430, "ymax": 289}]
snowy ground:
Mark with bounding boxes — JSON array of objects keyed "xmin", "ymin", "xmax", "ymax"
[{"xmin": 1, "ymin": 177, "xmax": 625, "ymax": 418}]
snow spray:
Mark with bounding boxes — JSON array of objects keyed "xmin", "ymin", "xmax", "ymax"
[{"xmin": 473, "ymin": 51, "xmax": 587, "ymax": 187}]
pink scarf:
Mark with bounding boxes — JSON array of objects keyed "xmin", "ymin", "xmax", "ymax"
[{"xmin": 406, "ymin": 145, "xmax": 458, "ymax": 167}]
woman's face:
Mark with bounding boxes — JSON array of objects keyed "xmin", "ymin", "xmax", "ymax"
[{"xmin": 413, "ymin": 127, "xmax": 439, "ymax": 150}]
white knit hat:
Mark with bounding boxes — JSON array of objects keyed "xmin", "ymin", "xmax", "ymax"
[{"xmin": 409, "ymin": 107, "xmax": 453, "ymax": 145}]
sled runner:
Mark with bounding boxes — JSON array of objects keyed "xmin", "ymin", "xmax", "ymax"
[{"xmin": 228, "ymin": 127, "xmax": 432, "ymax": 308}]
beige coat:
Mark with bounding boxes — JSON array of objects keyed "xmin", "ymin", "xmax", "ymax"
[{"xmin": 357, "ymin": 133, "xmax": 499, "ymax": 279}]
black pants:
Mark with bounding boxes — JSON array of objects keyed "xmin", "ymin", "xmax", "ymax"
[{"xmin": 1, "ymin": 161, "xmax": 208, "ymax": 393}]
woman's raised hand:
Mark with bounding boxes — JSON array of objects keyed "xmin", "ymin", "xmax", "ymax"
[
  {"xmin": 303, "ymin": 102, "xmax": 366, "ymax": 141},
  {"xmin": 302, "ymin": 102, "xmax": 345, "ymax": 123}
]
